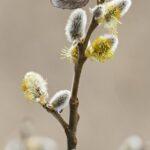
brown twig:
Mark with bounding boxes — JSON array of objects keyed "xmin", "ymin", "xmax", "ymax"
[
  {"xmin": 43, "ymin": 104, "xmax": 69, "ymax": 136},
  {"xmin": 67, "ymin": 0, "xmax": 109, "ymax": 148},
  {"xmin": 67, "ymin": 17, "xmax": 98, "ymax": 150}
]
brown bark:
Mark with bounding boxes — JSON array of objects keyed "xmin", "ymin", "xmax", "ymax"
[
  {"xmin": 67, "ymin": 17, "xmax": 98, "ymax": 150},
  {"xmin": 43, "ymin": 104, "xmax": 69, "ymax": 136}
]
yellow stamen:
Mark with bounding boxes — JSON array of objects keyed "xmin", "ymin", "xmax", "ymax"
[
  {"xmin": 61, "ymin": 45, "xmax": 78, "ymax": 63},
  {"xmin": 85, "ymin": 37, "xmax": 115, "ymax": 62}
]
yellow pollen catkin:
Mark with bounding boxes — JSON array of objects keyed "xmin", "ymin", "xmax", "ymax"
[
  {"xmin": 97, "ymin": 5, "xmax": 121, "ymax": 34},
  {"xmin": 21, "ymin": 72, "xmax": 48, "ymax": 105},
  {"xmin": 105, "ymin": 6, "xmax": 121, "ymax": 22},
  {"xmin": 85, "ymin": 37, "xmax": 114, "ymax": 62}
]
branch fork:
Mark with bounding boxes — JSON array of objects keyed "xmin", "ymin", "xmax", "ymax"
[{"xmin": 43, "ymin": 1, "xmax": 105, "ymax": 149}]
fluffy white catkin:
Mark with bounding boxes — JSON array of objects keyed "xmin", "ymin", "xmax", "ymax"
[
  {"xmin": 50, "ymin": 0, "xmax": 89, "ymax": 9},
  {"xmin": 106, "ymin": 0, "xmax": 132, "ymax": 17},
  {"xmin": 49, "ymin": 90, "xmax": 71, "ymax": 113},
  {"xmin": 90, "ymin": 4, "xmax": 105, "ymax": 20},
  {"xmin": 104, "ymin": 34, "xmax": 119, "ymax": 52},
  {"xmin": 21, "ymin": 72, "xmax": 48, "ymax": 104},
  {"xmin": 100, "ymin": 0, "xmax": 132, "ymax": 33},
  {"xmin": 65, "ymin": 8, "xmax": 87, "ymax": 43},
  {"xmin": 117, "ymin": 0, "xmax": 132, "ymax": 17}
]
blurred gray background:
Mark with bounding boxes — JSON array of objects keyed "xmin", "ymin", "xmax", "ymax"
[{"xmin": 0, "ymin": 0, "xmax": 150, "ymax": 149}]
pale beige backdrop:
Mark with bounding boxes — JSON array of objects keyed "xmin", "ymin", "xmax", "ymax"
[{"xmin": 0, "ymin": 0, "xmax": 150, "ymax": 149}]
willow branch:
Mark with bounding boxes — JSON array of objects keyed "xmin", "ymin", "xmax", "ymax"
[
  {"xmin": 83, "ymin": 0, "xmax": 106, "ymax": 52},
  {"xmin": 43, "ymin": 104, "xmax": 69, "ymax": 136},
  {"xmin": 82, "ymin": 18, "xmax": 98, "ymax": 55},
  {"xmin": 43, "ymin": 1, "xmax": 106, "ymax": 149},
  {"xmin": 69, "ymin": 16, "xmax": 99, "ymax": 124},
  {"xmin": 67, "ymin": 14, "xmax": 99, "ymax": 150}
]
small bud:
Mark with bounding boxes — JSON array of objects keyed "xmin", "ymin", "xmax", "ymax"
[
  {"xmin": 90, "ymin": 4, "xmax": 105, "ymax": 20},
  {"xmin": 119, "ymin": 135, "xmax": 144, "ymax": 150},
  {"xmin": 49, "ymin": 90, "xmax": 71, "ymax": 113},
  {"xmin": 85, "ymin": 34, "xmax": 118, "ymax": 62},
  {"xmin": 98, "ymin": 0, "xmax": 132, "ymax": 33},
  {"xmin": 21, "ymin": 72, "xmax": 48, "ymax": 105},
  {"xmin": 65, "ymin": 9, "xmax": 87, "ymax": 43}
]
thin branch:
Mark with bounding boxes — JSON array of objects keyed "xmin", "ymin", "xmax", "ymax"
[
  {"xmin": 41, "ymin": 17, "xmax": 98, "ymax": 149},
  {"xmin": 43, "ymin": 104, "xmax": 69, "ymax": 136},
  {"xmin": 67, "ymin": 15, "xmax": 99, "ymax": 150},
  {"xmin": 43, "ymin": 1, "xmax": 103, "ymax": 149},
  {"xmin": 82, "ymin": 17, "xmax": 98, "ymax": 55}
]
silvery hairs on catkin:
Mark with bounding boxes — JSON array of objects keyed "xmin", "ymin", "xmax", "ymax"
[
  {"xmin": 65, "ymin": 8, "xmax": 87, "ymax": 43},
  {"xmin": 49, "ymin": 90, "xmax": 71, "ymax": 113},
  {"xmin": 90, "ymin": 4, "xmax": 105, "ymax": 20},
  {"xmin": 50, "ymin": 0, "xmax": 89, "ymax": 9}
]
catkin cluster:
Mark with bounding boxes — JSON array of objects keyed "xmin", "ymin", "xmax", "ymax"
[
  {"xmin": 63, "ymin": 0, "xmax": 132, "ymax": 63},
  {"xmin": 21, "ymin": 0, "xmax": 132, "ymax": 127},
  {"xmin": 21, "ymin": 72, "xmax": 71, "ymax": 113}
]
